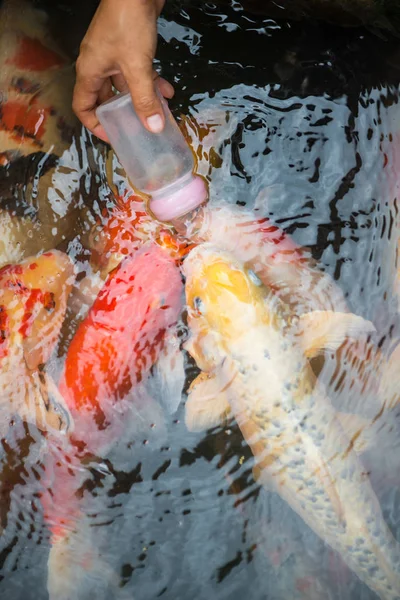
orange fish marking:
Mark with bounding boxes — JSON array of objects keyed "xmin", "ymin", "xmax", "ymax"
[
  {"xmin": 0, "ymin": 263, "xmax": 24, "ymax": 277},
  {"xmin": 236, "ymin": 215, "xmax": 305, "ymax": 264},
  {"xmin": 0, "ymin": 99, "xmax": 51, "ymax": 145},
  {"xmin": 0, "ymin": 251, "xmax": 74, "ymax": 370},
  {"xmin": 6, "ymin": 36, "xmax": 65, "ymax": 71},
  {"xmin": 295, "ymin": 576, "xmax": 315, "ymax": 593},
  {"xmin": 155, "ymin": 229, "xmax": 196, "ymax": 262},
  {"xmin": 0, "ymin": 152, "xmax": 11, "ymax": 166},
  {"xmin": 89, "ymin": 192, "xmax": 149, "ymax": 269},
  {"xmin": 18, "ymin": 289, "xmax": 55, "ymax": 339},
  {"xmin": 90, "ymin": 189, "xmax": 193, "ymax": 272},
  {"xmin": 0, "ymin": 305, "xmax": 9, "ymax": 361}
]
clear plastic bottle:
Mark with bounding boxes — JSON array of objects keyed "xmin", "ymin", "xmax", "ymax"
[{"xmin": 96, "ymin": 92, "xmax": 209, "ymax": 222}]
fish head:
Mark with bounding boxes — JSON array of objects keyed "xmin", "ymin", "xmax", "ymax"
[{"xmin": 183, "ymin": 243, "xmax": 279, "ymax": 361}]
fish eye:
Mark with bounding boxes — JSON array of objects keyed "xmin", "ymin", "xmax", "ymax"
[
  {"xmin": 193, "ymin": 296, "xmax": 205, "ymax": 315},
  {"xmin": 247, "ymin": 269, "xmax": 262, "ymax": 287}
]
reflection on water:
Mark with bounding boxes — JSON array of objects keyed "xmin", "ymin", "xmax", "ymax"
[{"xmin": 1, "ymin": 0, "xmax": 400, "ymax": 598}]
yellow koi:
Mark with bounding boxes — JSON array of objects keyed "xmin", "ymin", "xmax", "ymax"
[{"xmin": 183, "ymin": 243, "xmax": 400, "ymax": 600}]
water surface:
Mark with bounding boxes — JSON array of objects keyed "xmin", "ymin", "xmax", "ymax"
[{"xmin": 1, "ymin": 1, "xmax": 400, "ymax": 598}]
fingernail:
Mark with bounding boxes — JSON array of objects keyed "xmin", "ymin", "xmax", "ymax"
[{"xmin": 147, "ymin": 114, "xmax": 163, "ymax": 133}]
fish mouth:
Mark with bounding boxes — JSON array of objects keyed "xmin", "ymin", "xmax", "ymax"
[{"xmin": 48, "ymin": 395, "xmax": 74, "ymax": 435}]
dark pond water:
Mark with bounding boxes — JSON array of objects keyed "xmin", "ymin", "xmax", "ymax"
[{"xmin": 1, "ymin": 0, "xmax": 400, "ymax": 598}]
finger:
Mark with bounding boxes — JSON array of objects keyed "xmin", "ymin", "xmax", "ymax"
[
  {"xmin": 156, "ymin": 75, "xmax": 175, "ymax": 99},
  {"xmin": 111, "ymin": 73, "xmax": 129, "ymax": 93},
  {"xmin": 114, "ymin": 71, "xmax": 174, "ymax": 100},
  {"xmin": 98, "ymin": 79, "xmax": 114, "ymax": 104},
  {"xmin": 73, "ymin": 65, "xmax": 110, "ymax": 142},
  {"xmin": 121, "ymin": 61, "xmax": 165, "ymax": 133},
  {"xmin": 114, "ymin": 71, "xmax": 174, "ymax": 99}
]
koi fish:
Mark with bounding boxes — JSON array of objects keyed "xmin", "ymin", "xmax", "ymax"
[
  {"xmin": 0, "ymin": 0, "xmax": 71, "ymax": 160},
  {"xmin": 58, "ymin": 242, "xmax": 184, "ymax": 447},
  {"xmin": 0, "ymin": 250, "xmax": 74, "ymax": 438},
  {"xmin": 183, "ymin": 243, "xmax": 400, "ymax": 600},
  {"xmin": 0, "ymin": 0, "xmax": 96, "ymax": 265},
  {"xmin": 44, "ymin": 242, "xmax": 184, "ymax": 599}
]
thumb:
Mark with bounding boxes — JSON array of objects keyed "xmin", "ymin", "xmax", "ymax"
[{"xmin": 122, "ymin": 64, "xmax": 165, "ymax": 133}]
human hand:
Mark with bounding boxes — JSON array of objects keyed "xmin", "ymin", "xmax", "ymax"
[{"xmin": 72, "ymin": 0, "xmax": 174, "ymax": 142}]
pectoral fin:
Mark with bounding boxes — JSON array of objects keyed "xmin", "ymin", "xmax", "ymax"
[
  {"xmin": 185, "ymin": 371, "xmax": 232, "ymax": 432},
  {"xmin": 146, "ymin": 329, "xmax": 185, "ymax": 415},
  {"xmin": 298, "ymin": 311, "xmax": 375, "ymax": 359},
  {"xmin": 27, "ymin": 371, "xmax": 73, "ymax": 434},
  {"xmin": 252, "ymin": 463, "xmax": 268, "ymax": 485}
]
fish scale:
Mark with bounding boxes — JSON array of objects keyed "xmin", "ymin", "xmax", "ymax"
[{"xmin": 221, "ymin": 337, "xmax": 400, "ymax": 600}]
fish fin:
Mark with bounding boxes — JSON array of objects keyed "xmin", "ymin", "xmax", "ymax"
[
  {"xmin": 185, "ymin": 371, "xmax": 231, "ymax": 432},
  {"xmin": 252, "ymin": 464, "xmax": 260, "ymax": 482},
  {"xmin": 252, "ymin": 466, "xmax": 277, "ymax": 496},
  {"xmin": 146, "ymin": 329, "xmax": 185, "ymax": 415},
  {"xmin": 27, "ymin": 371, "xmax": 73, "ymax": 434},
  {"xmin": 47, "ymin": 519, "xmax": 133, "ymax": 600},
  {"xmin": 336, "ymin": 411, "xmax": 375, "ymax": 454},
  {"xmin": 297, "ymin": 311, "xmax": 375, "ymax": 359}
]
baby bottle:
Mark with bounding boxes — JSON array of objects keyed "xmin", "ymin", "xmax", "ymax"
[{"xmin": 96, "ymin": 92, "xmax": 209, "ymax": 222}]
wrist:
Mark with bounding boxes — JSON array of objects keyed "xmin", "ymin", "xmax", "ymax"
[{"xmin": 100, "ymin": 0, "xmax": 164, "ymax": 13}]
